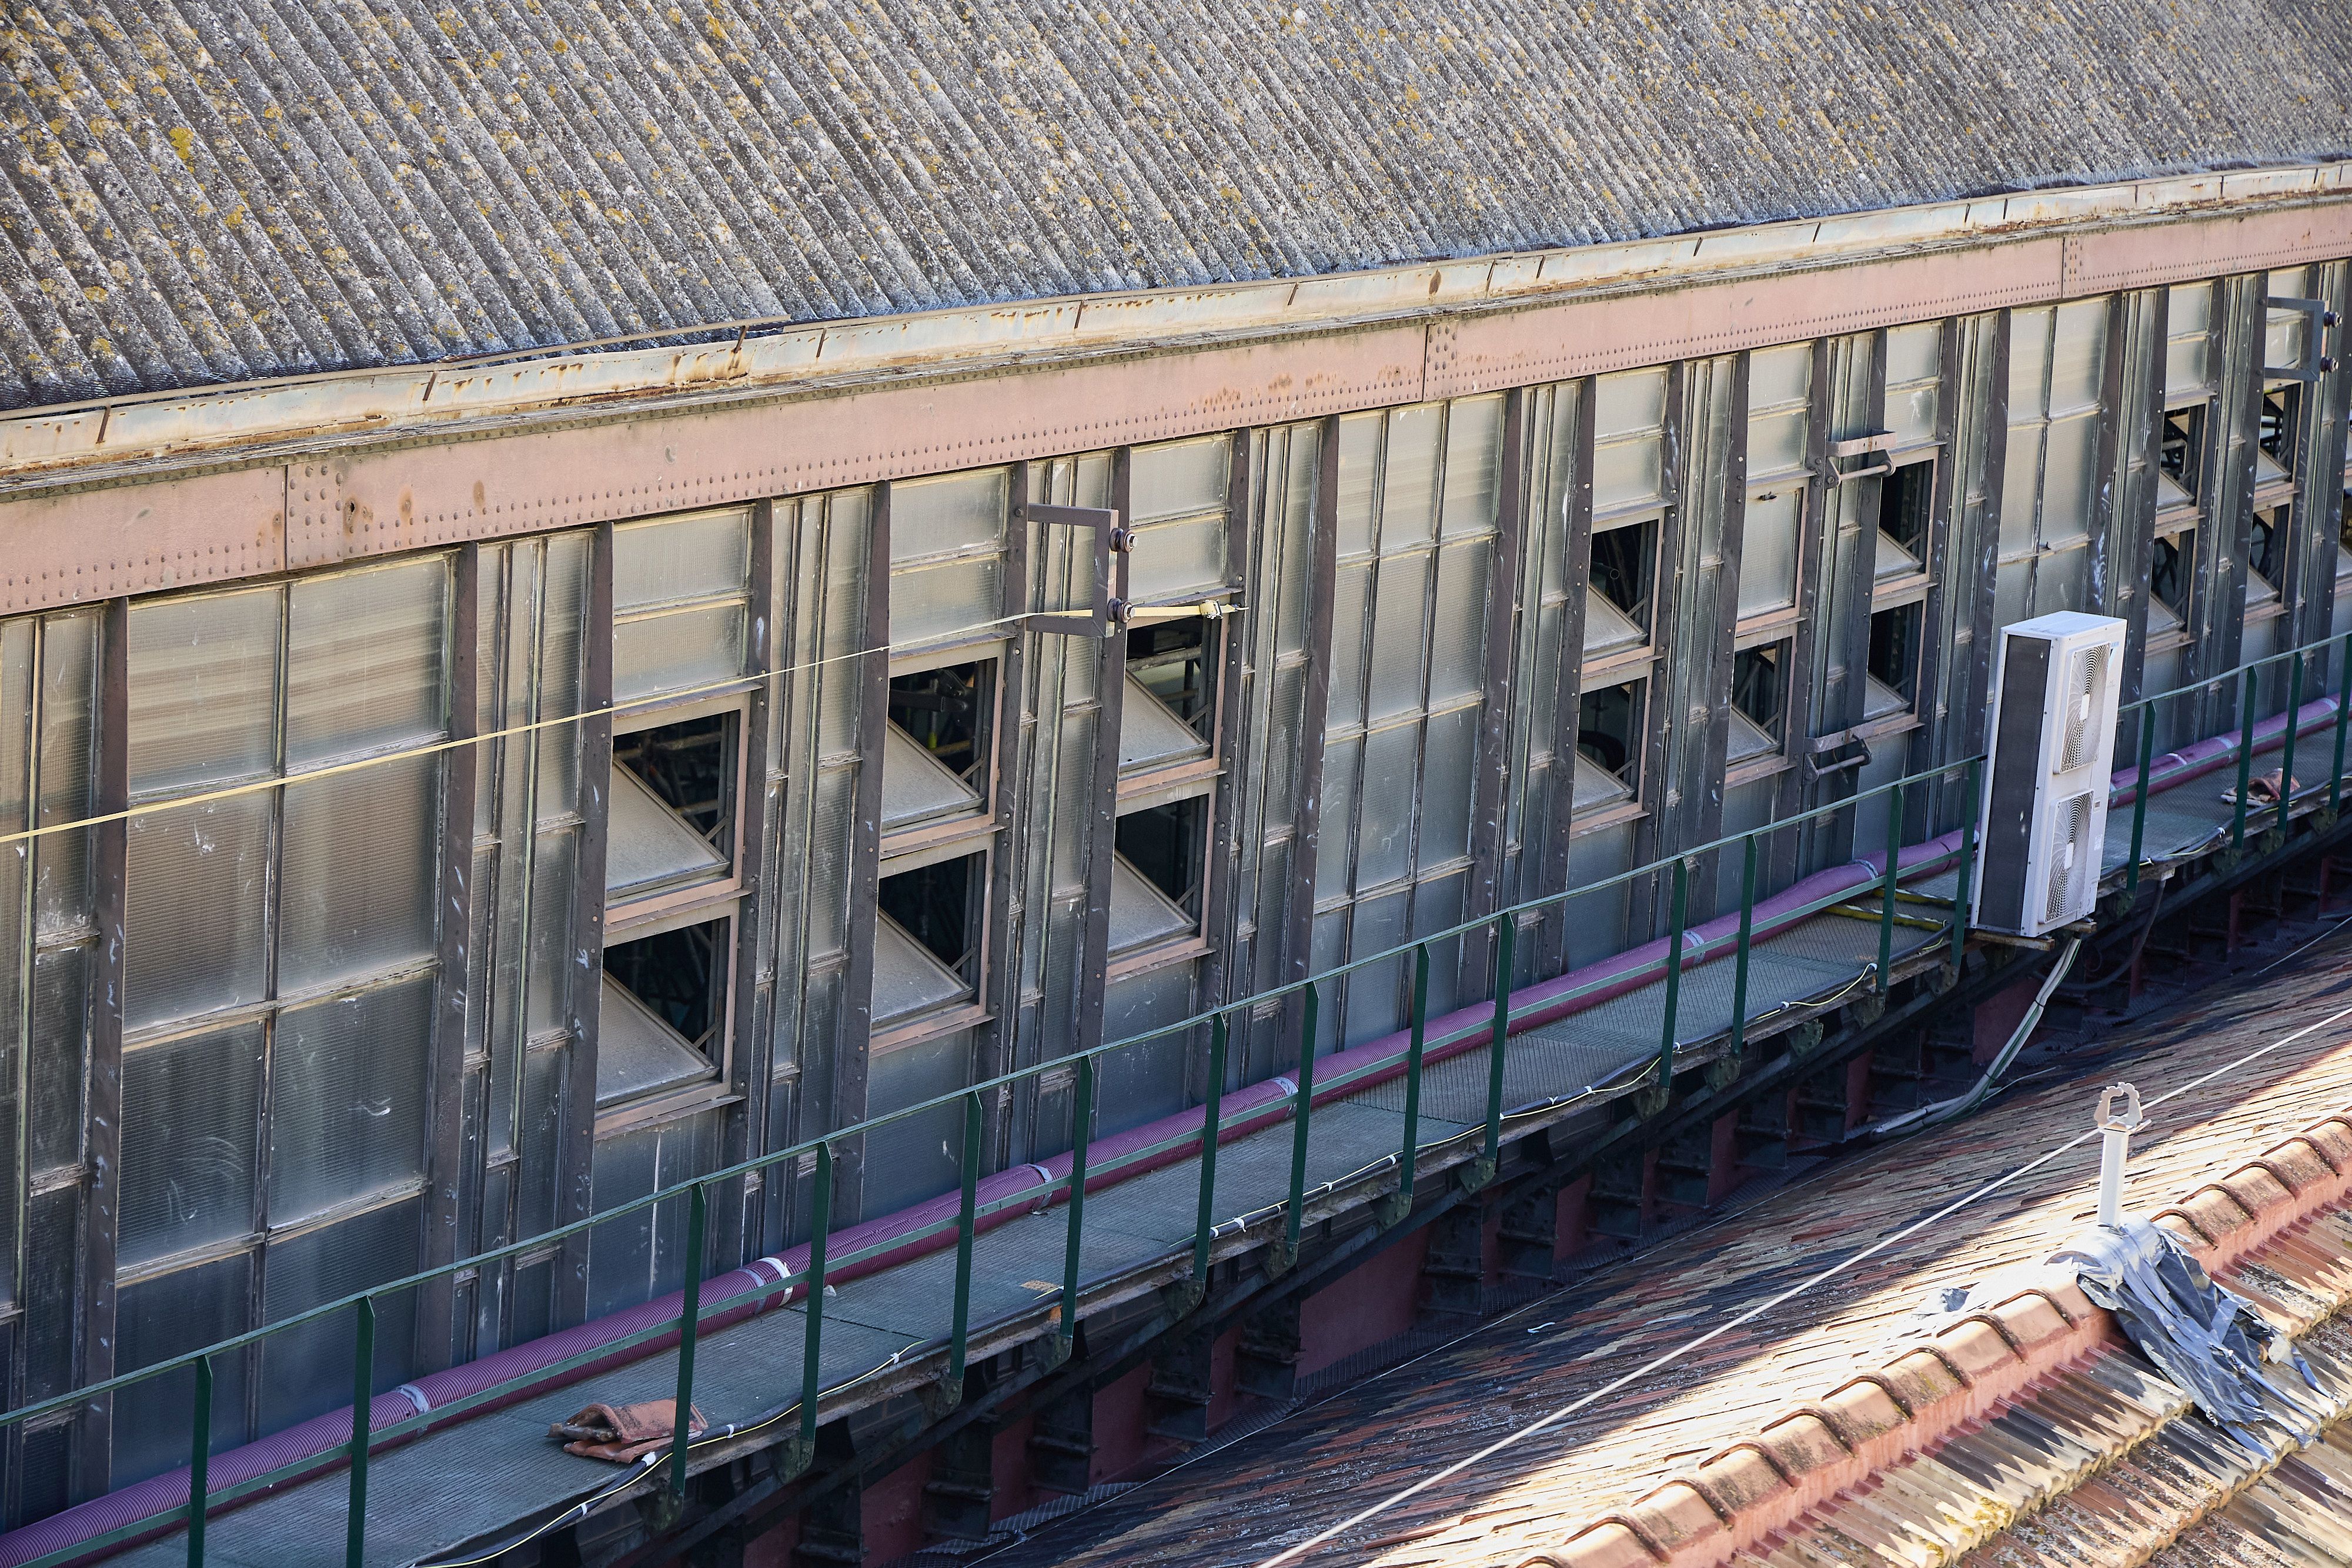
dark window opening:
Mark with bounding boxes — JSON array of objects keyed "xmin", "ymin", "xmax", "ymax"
[
  {"xmin": 2151, "ymin": 533, "xmax": 2193, "ymax": 613},
  {"xmin": 1732, "ymin": 644, "xmax": 1786, "ymax": 740},
  {"xmin": 2251, "ymin": 508, "xmax": 2286, "ymax": 589},
  {"xmin": 2260, "ymin": 386, "xmax": 2301, "ymax": 472},
  {"xmin": 888, "ymin": 661, "xmax": 994, "ymax": 795},
  {"xmin": 1577, "ymin": 681, "xmax": 1643, "ymax": 787},
  {"xmin": 1589, "ymin": 521, "xmax": 1655, "ymax": 630},
  {"xmin": 604, "ymin": 921, "xmax": 727, "ymax": 1057},
  {"xmin": 2159, "ymin": 408, "xmax": 2203, "ymax": 498},
  {"xmin": 1867, "ymin": 604, "xmax": 1920, "ymax": 704},
  {"xmin": 1877, "ymin": 461, "xmax": 1933, "ymax": 562},
  {"xmin": 614, "ymin": 712, "xmax": 735, "ymax": 847},
  {"xmin": 878, "ymin": 854, "xmax": 981, "ymax": 987},
  {"xmin": 1126, "ymin": 618, "xmax": 1215, "ymax": 741},
  {"xmin": 1114, "ymin": 796, "xmax": 1207, "ymax": 918}
]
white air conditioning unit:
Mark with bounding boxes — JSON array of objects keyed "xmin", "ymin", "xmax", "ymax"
[{"xmin": 1971, "ymin": 612, "xmax": 2129, "ymax": 937}]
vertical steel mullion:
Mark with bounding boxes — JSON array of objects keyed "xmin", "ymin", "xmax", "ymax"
[
  {"xmin": 668, "ymin": 1182, "xmax": 707, "ymax": 1500},
  {"xmin": 1058, "ymin": 1057, "xmax": 1093, "ymax": 1342},
  {"xmin": 1191, "ymin": 1015, "xmax": 1228, "ymax": 1282},
  {"xmin": 1285, "ymin": 982, "xmax": 1318, "ymax": 1258},
  {"xmin": 421, "ymin": 546, "xmax": 480, "ymax": 1372},
  {"xmin": 724, "ymin": 504, "xmax": 781, "ymax": 1263},
  {"xmin": 948, "ymin": 1093, "xmax": 981, "ymax": 1382},
  {"xmin": 1284, "ymin": 420, "xmax": 1342, "ymax": 1072},
  {"xmin": 345, "ymin": 1298, "xmax": 374, "ymax": 1568},
  {"xmin": 1541, "ymin": 382, "xmax": 1598, "ymax": 968},
  {"xmin": 798, "ymin": 1144, "xmax": 832, "ymax": 1450},
  {"xmin": 78, "ymin": 596, "xmax": 128, "ymax": 1499},
  {"xmin": 978, "ymin": 476, "xmax": 1028, "ymax": 1167},
  {"xmin": 833, "ymin": 488, "xmax": 891, "ymax": 1224},
  {"xmin": 1465, "ymin": 389, "xmax": 1528, "ymax": 991},
  {"xmin": 558, "ymin": 526, "xmax": 616, "ymax": 1323}
]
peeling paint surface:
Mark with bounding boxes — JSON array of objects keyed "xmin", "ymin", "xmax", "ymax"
[{"xmin": 1, "ymin": 1, "xmax": 2350, "ymax": 407}]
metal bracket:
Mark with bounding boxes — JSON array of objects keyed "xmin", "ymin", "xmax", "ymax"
[
  {"xmin": 1018, "ymin": 503, "xmax": 1123, "ymax": 637},
  {"xmin": 2261, "ymin": 295, "xmax": 2341, "ymax": 384},
  {"xmin": 1803, "ymin": 733, "xmax": 1872, "ymax": 780}
]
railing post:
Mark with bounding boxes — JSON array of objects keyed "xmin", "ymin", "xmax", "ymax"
[
  {"xmin": 2234, "ymin": 666, "xmax": 2257, "ymax": 852},
  {"xmin": 669, "ymin": 1181, "xmax": 707, "ymax": 1501},
  {"xmin": 1397, "ymin": 947, "xmax": 1429, "ymax": 1209},
  {"xmin": 2335, "ymin": 631, "xmax": 2352, "ymax": 813},
  {"xmin": 950, "ymin": 1092, "xmax": 983, "ymax": 1383},
  {"xmin": 1879, "ymin": 783, "xmax": 1902, "ymax": 992},
  {"xmin": 1658, "ymin": 858, "xmax": 1688, "ymax": 1087},
  {"xmin": 1482, "ymin": 914, "xmax": 1514, "ymax": 1164},
  {"xmin": 2126, "ymin": 709, "xmax": 2153, "ymax": 897},
  {"xmin": 1729, "ymin": 835, "xmax": 1756, "ymax": 1062},
  {"xmin": 799, "ymin": 1144, "xmax": 833, "ymax": 1450},
  {"xmin": 1953, "ymin": 759, "xmax": 1979, "ymax": 971},
  {"xmin": 1060, "ymin": 1055, "xmax": 1094, "ymax": 1342},
  {"xmin": 346, "ymin": 1296, "xmax": 373, "ymax": 1568},
  {"xmin": 2280, "ymin": 651, "xmax": 2305, "ymax": 839},
  {"xmin": 188, "ymin": 1353, "xmax": 211, "ymax": 1568},
  {"xmin": 1285, "ymin": 983, "xmax": 1318, "ymax": 1259},
  {"xmin": 1192, "ymin": 1014, "xmax": 1230, "ymax": 1282}
]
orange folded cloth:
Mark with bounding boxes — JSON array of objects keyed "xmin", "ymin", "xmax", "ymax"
[{"xmin": 548, "ymin": 1399, "xmax": 708, "ymax": 1462}]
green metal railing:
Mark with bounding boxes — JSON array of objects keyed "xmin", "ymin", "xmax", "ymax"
[{"xmin": 19, "ymin": 624, "xmax": 2352, "ymax": 1568}]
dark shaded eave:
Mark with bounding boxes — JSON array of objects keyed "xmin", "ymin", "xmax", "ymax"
[{"xmin": 1, "ymin": 0, "xmax": 2350, "ymax": 412}]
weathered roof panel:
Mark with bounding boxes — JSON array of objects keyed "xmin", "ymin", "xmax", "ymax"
[{"xmin": 2, "ymin": 0, "xmax": 2350, "ymax": 409}]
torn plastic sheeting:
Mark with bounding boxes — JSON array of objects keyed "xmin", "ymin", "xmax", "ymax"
[{"xmin": 2054, "ymin": 1219, "xmax": 2322, "ymax": 1441}]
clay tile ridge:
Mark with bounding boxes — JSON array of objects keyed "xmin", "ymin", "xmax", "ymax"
[{"xmin": 1514, "ymin": 1110, "xmax": 2352, "ymax": 1568}]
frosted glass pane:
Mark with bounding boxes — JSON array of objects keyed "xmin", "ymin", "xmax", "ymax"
[
  {"xmin": 35, "ymin": 612, "xmax": 95, "ymax": 935},
  {"xmin": 1440, "ymin": 394, "xmax": 1504, "ymax": 539},
  {"xmin": 1728, "ymin": 707, "xmax": 1778, "ymax": 765},
  {"xmin": 1367, "ymin": 551, "xmax": 1432, "ymax": 724},
  {"xmin": 2039, "ymin": 414, "xmax": 2099, "ymax": 546},
  {"xmin": 1594, "ymin": 367, "xmax": 1667, "ymax": 436},
  {"xmin": 1739, "ymin": 490, "xmax": 1801, "ymax": 617},
  {"xmin": 607, "ymin": 764, "xmax": 727, "ymax": 900},
  {"xmin": 525, "ymin": 829, "xmax": 575, "ymax": 1036},
  {"xmin": 1749, "ymin": 346, "xmax": 1810, "ymax": 410},
  {"xmin": 115, "ymin": 1257, "xmax": 251, "ymax": 1487},
  {"xmin": 1592, "ymin": 436, "xmax": 1664, "ymax": 514},
  {"xmin": 1327, "ymin": 561, "xmax": 1369, "ymax": 731},
  {"xmin": 1417, "ymin": 705, "xmax": 1479, "ymax": 868},
  {"xmin": 2168, "ymin": 282, "xmax": 2213, "ymax": 336},
  {"xmin": 128, "ymin": 589, "xmax": 278, "ymax": 797},
  {"xmin": 1381, "ymin": 405, "xmax": 1444, "ymax": 550},
  {"xmin": 1888, "ymin": 380, "xmax": 1938, "ymax": 446},
  {"xmin": 1127, "ymin": 513, "xmax": 1227, "ymax": 601},
  {"xmin": 613, "ymin": 509, "xmax": 750, "ymax": 611},
  {"xmin": 891, "ymin": 469, "xmax": 1005, "ymax": 561},
  {"xmin": 2008, "ymin": 308, "xmax": 2053, "ymax": 414},
  {"xmin": 1108, "ymin": 855, "xmax": 1191, "ymax": 957},
  {"xmin": 597, "ymin": 974, "xmax": 713, "ymax": 1107},
  {"xmin": 1747, "ymin": 407, "xmax": 1808, "ymax": 477},
  {"xmin": 614, "ymin": 602, "xmax": 746, "ymax": 703},
  {"xmin": 537, "ymin": 533, "xmax": 589, "ymax": 815},
  {"xmin": 269, "ymin": 978, "xmax": 433, "ymax": 1222},
  {"xmin": 119, "ymin": 1022, "xmax": 262, "ymax": 1266},
  {"xmin": 1863, "ymin": 675, "xmax": 1908, "ymax": 721},
  {"xmin": 1316, "ymin": 736, "xmax": 1361, "ymax": 894},
  {"xmin": 1357, "ymin": 721, "xmax": 1421, "ymax": 889},
  {"xmin": 1584, "ymin": 590, "xmax": 1646, "ymax": 658},
  {"xmin": 889, "ymin": 556, "xmax": 1000, "ymax": 649},
  {"xmin": 286, "ymin": 560, "xmax": 446, "ymax": 767},
  {"xmin": 2050, "ymin": 300, "xmax": 2109, "ymax": 413},
  {"xmin": 1876, "ymin": 530, "xmax": 1923, "ymax": 581},
  {"xmin": 1428, "ymin": 540, "xmax": 1491, "ymax": 706},
  {"xmin": 1335, "ymin": 414, "xmax": 1381, "ymax": 559},
  {"xmin": 2164, "ymin": 339, "xmax": 2209, "ymax": 400},
  {"xmin": 1571, "ymin": 752, "xmax": 1634, "ymax": 813},
  {"xmin": 1886, "ymin": 323, "xmax": 1940, "ymax": 387},
  {"xmin": 279, "ymin": 753, "xmax": 438, "ymax": 995},
  {"xmin": 259, "ymin": 1198, "xmax": 419, "ymax": 1432},
  {"xmin": 1998, "ymin": 437, "xmax": 2043, "ymax": 558},
  {"xmin": 1130, "ymin": 438, "xmax": 1228, "ymax": 523},
  {"xmin": 125, "ymin": 793, "xmax": 270, "ymax": 1030}
]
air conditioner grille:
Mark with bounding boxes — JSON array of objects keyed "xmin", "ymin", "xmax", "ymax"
[
  {"xmin": 2059, "ymin": 644, "xmax": 2112, "ymax": 773},
  {"xmin": 2044, "ymin": 790, "xmax": 2094, "ymax": 923}
]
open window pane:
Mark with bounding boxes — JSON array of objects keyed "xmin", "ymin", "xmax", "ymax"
[
  {"xmin": 1875, "ymin": 461, "xmax": 1932, "ymax": 580},
  {"xmin": 1120, "ymin": 675, "xmax": 1211, "ymax": 774},
  {"xmin": 1576, "ymin": 680, "xmax": 1642, "ymax": 810},
  {"xmin": 596, "ymin": 973, "xmax": 716, "ymax": 1107},
  {"xmin": 1589, "ymin": 519, "xmax": 1655, "ymax": 630},
  {"xmin": 870, "ymin": 913, "xmax": 970, "ymax": 1028},
  {"xmin": 1571, "ymin": 752, "xmax": 1635, "ymax": 814},
  {"xmin": 881, "ymin": 723, "xmax": 984, "ymax": 832},
  {"xmin": 602, "ymin": 920, "xmax": 727, "ymax": 1064},
  {"xmin": 1108, "ymin": 856, "xmax": 1192, "ymax": 957},
  {"xmin": 608, "ymin": 764, "xmax": 729, "ymax": 900},
  {"xmin": 884, "ymin": 661, "xmax": 993, "ymax": 832},
  {"xmin": 1729, "ymin": 642, "xmax": 1786, "ymax": 764}
]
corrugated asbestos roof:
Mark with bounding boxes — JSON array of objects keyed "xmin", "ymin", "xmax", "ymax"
[
  {"xmin": 1, "ymin": 1, "xmax": 2350, "ymax": 410},
  {"xmin": 988, "ymin": 927, "xmax": 2352, "ymax": 1567}
]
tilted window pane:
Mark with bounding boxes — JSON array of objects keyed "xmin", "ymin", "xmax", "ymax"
[
  {"xmin": 606, "ymin": 763, "xmax": 729, "ymax": 900},
  {"xmin": 613, "ymin": 510, "xmax": 751, "ymax": 613},
  {"xmin": 1108, "ymin": 854, "xmax": 1191, "ymax": 957},
  {"xmin": 268, "ymin": 978, "xmax": 433, "ymax": 1223},
  {"xmin": 127, "ymin": 589, "xmax": 278, "ymax": 797},
  {"xmin": 880, "ymin": 722, "xmax": 984, "ymax": 833},
  {"xmin": 870, "ymin": 913, "xmax": 970, "ymax": 1027},
  {"xmin": 1119, "ymin": 676, "xmax": 1211, "ymax": 775},
  {"xmin": 278, "ymin": 753, "xmax": 439, "ymax": 995},
  {"xmin": 286, "ymin": 560, "xmax": 447, "ymax": 768},
  {"xmin": 596, "ymin": 974, "xmax": 714, "ymax": 1107},
  {"xmin": 119, "ymin": 1022, "xmax": 262, "ymax": 1266},
  {"xmin": 124, "ymin": 793, "xmax": 271, "ymax": 1030}
]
